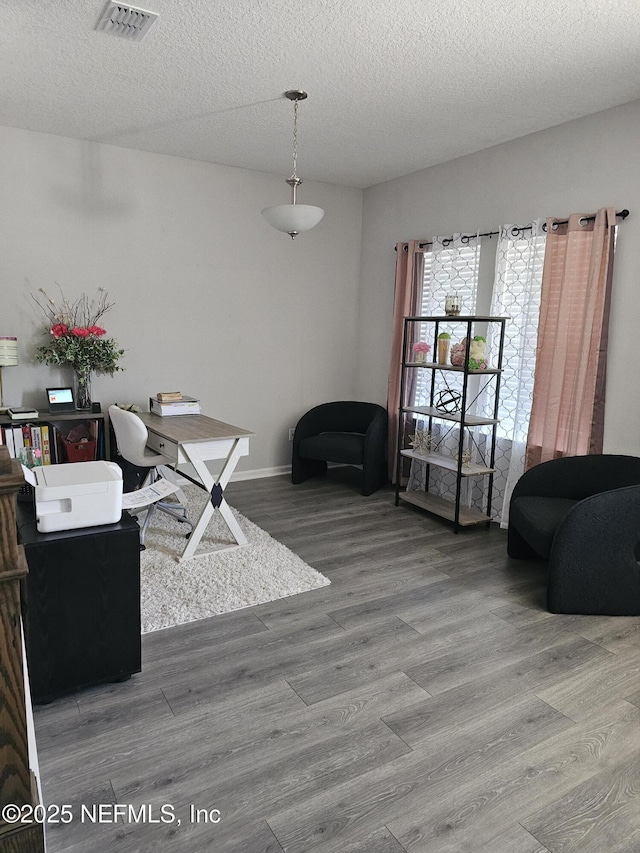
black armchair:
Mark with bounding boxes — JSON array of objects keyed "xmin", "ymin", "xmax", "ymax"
[
  {"xmin": 291, "ymin": 401, "xmax": 387, "ymax": 496},
  {"xmin": 508, "ymin": 454, "xmax": 640, "ymax": 615}
]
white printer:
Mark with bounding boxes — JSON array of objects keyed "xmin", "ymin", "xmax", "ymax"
[{"xmin": 32, "ymin": 460, "xmax": 123, "ymax": 533}]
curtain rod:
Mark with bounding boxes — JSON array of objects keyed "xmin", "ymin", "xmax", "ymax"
[
  {"xmin": 396, "ymin": 209, "xmax": 630, "ymax": 251},
  {"xmin": 548, "ymin": 208, "xmax": 629, "ymax": 228}
]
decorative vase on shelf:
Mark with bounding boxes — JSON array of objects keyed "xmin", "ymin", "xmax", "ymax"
[
  {"xmin": 74, "ymin": 368, "xmax": 92, "ymax": 410},
  {"xmin": 444, "ymin": 293, "xmax": 461, "ymax": 316},
  {"xmin": 411, "ymin": 342, "xmax": 431, "ymax": 364},
  {"xmin": 437, "ymin": 335, "xmax": 450, "ymax": 365}
]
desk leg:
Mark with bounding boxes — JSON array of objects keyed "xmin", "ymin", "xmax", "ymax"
[{"xmin": 177, "ymin": 439, "xmax": 247, "ymax": 562}]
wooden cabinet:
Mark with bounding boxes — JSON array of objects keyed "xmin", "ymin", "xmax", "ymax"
[
  {"xmin": 394, "ymin": 315, "xmax": 506, "ymax": 532},
  {"xmin": 0, "ymin": 447, "xmax": 45, "ymax": 851}
]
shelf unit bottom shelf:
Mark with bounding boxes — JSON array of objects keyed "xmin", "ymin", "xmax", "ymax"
[{"xmin": 398, "ymin": 490, "xmax": 491, "ymax": 526}]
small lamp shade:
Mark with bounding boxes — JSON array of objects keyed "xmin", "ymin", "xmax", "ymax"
[
  {"xmin": 0, "ymin": 337, "xmax": 18, "ymax": 367},
  {"xmin": 0, "ymin": 337, "xmax": 18, "ymax": 410}
]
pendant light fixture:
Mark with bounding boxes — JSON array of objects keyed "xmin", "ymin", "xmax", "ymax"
[{"xmin": 261, "ymin": 90, "xmax": 324, "ymax": 239}]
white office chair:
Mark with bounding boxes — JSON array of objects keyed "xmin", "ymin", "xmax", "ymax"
[{"xmin": 109, "ymin": 405, "xmax": 193, "ymax": 549}]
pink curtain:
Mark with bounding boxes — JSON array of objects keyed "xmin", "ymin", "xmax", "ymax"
[
  {"xmin": 387, "ymin": 240, "xmax": 421, "ymax": 480},
  {"xmin": 526, "ymin": 208, "xmax": 616, "ymax": 468}
]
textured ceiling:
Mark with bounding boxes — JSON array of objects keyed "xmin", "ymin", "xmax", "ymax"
[{"xmin": 2, "ymin": 0, "xmax": 640, "ymax": 188}]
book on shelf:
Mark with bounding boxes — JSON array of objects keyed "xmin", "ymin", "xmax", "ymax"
[
  {"xmin": 41, "ymin": 424, "xmax": 52, "ymax": 464},
  {"xmin": 51, "ymin": 425, "xmax": 65, "ymax": 464},
  {"xmin": 149, "ymin": 395, "xmax": 200, "ymax": 417},
  {"xmin": 0, "ymin": 424, "xmax": 48, "ymax": 463},
  {"xmin": 12, "ymin": 426, "xmax": 25, "ymax": 457},
  {"xmin": 2, "ymin": 427, "xmax": 15, "ymax": 458},
  {"xmin": 31, "ymin": 425, "xmax": 42, "ymax": 455}
]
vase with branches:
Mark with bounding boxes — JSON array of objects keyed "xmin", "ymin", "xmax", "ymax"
[{"xmin": 32, "ymin": 288, "xmax": 125, "ymax": 409}]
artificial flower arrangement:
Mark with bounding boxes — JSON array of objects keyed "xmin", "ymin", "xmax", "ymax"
[
  {"xmin": 32, "ymin": 288, "xmax": 125, "ymax": 375},
  {"xmin": 411, "ymin": 341, "xmax": 432, "ymax": 362},
  {"xmin": 449, "ymin": 335, "xmax": 488, "ymax": 370},
  {"xmin": 450, "ymin": 340, "xmax": 467, "ymax": 367}
]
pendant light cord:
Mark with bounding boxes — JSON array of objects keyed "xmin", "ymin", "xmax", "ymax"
[{"xmin": 291, "ymin": 98, "xmax": 299, "ymax": 181}]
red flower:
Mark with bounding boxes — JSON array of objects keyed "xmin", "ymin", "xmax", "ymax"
[
  {"xmin": 71, "ymin": 327, "xmax": 91, "ymax": 338},
  {"xmin": 51, "ymin": 323, "xmax": 68, "ymax": 338},
  {"xmin": 88, "ymin": 326, "xmax": 106, "ymax": 336}
]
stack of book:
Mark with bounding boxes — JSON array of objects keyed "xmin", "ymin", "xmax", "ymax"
[
  {"xmin": 0, "ymin": 420, "xmax": 100, "ymax": 464},
  {"xmin": 1, "ymin": 423, "xmax": 53, "ymax": 464},
  {"xmin": 149, "ymin": 393, "xmax": 201, "ymax": 417}
]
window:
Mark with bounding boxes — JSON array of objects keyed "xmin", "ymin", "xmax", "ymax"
[
  {"xmin": 407, "ymin": 235, "xmax": 481, "ymax": 502},
  {"xmin": 413, "ymin": 236, "xmax": 480, "ymax": 409}
]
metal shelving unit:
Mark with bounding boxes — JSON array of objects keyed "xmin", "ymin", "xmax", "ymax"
[{"xmin": 394, "ymin": 315, "xmax": 507, "ymax": 532}]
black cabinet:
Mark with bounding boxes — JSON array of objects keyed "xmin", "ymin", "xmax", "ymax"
[
  {"xmin": 17, "ymin": 504, "xmax": 141, "ymax": 703},
  {"xmin": 0, "ymin": 411, "xmax": 110, "ymax": 464}
]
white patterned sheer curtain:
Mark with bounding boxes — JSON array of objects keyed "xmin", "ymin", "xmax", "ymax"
[
  {"xmin": 408, "ymin": 233, "xmax": 480, "ymax": 499},
  {"xmin": 424, "ymin": 233, "xmax": 480, "ymax": 311},
  {"xmin": 480, "ymin": 220, "xmax": 546, "ymax": 526}
]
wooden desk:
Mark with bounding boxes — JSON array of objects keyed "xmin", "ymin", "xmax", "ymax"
[{"xmin": 136, "ymin": 412, "xmax": 254, "ymax": 562}]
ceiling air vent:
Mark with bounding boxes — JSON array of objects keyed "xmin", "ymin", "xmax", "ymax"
[{"xmin": 96, "ymin": 2, "xmax": 158, "ymax": 42}]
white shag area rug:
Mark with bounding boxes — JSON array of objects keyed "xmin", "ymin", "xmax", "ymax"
[{"xmin": 139, "ymin": 485, "xmax": 330, "ymax": 633}]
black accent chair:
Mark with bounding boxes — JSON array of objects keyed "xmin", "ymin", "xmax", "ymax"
[
  {"xmin": 508, "ymin": 454, "xmax": 640, "ymax": 615},
  {"xmin": 291, "ymin": 401, "xmax": 387, "ymax": 496}
]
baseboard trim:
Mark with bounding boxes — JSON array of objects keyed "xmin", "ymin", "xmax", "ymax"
[
  {"xmin": 174, "ymin": 462, "xmax": 348, "ymax": 486},
  {"xmin": 231, "ymin": 465, "xmax": 291, "ymax": 482}
]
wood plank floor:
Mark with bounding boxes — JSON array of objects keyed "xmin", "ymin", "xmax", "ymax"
[{"xmin": 33, "ymin": 468, "xmax": 640, "ymax": 853}]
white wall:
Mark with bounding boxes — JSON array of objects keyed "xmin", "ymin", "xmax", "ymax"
[
  {"xmin": 356, "ymin": 99, "xmax": 640, "ymax": 455},
  {"xmin": 0, "ymin": 126, "xmax": 363, "ymax": 473}
]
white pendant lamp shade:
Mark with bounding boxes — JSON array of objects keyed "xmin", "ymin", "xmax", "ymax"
[
  {"xmin": 262, "ymin": 90, "xmax": 324, "ymax": 239},
  {"xmin": 261, "ymin": 203, "xmax": 324, "ymax": 237}
]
